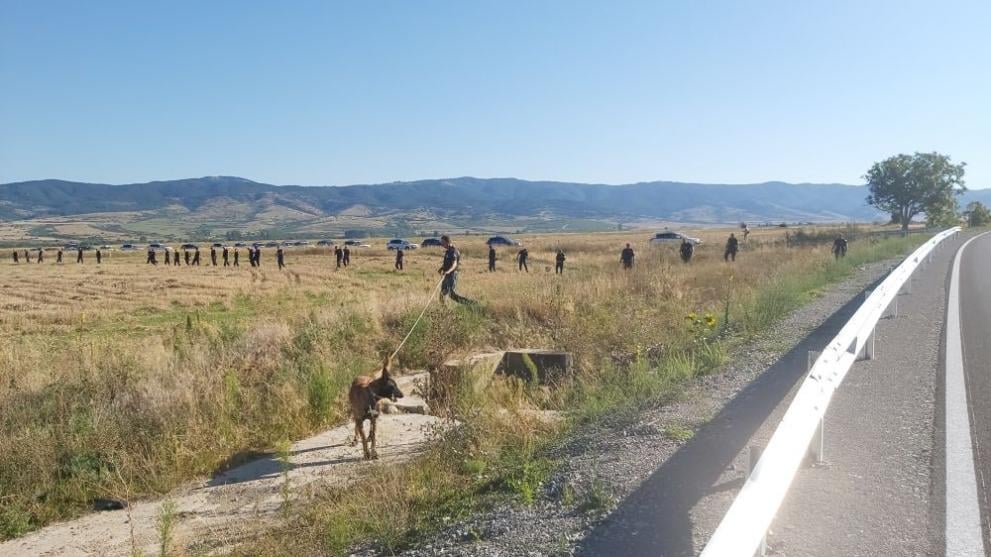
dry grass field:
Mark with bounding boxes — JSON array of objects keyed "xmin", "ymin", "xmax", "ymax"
[{"xmin": 0, "ymin": 225, "xmax": 925, "ymax": 550}]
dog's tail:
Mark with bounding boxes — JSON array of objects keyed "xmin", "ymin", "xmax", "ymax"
[{"xmin": 381, "ymin": 354, "xmax": 393, "ymax": 376}]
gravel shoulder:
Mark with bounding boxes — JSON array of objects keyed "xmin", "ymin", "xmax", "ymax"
[{"xmin": 389, "ymin": 258, "xmax": 902, "ymax": 557}]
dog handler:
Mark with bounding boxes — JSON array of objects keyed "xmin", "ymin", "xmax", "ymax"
[{"xmin": 439, "ymin": 235, "xmax": 475, "ymax": 305}]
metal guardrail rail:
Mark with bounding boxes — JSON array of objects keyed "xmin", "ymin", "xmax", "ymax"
[{"xmin": 700, "ymin": 226, "xmax": 962, "ymax": 557}]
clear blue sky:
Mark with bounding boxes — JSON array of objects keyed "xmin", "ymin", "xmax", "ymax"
[{"xmin": 1, "ymin": 0, "xmax": 988, "ymax": 188}]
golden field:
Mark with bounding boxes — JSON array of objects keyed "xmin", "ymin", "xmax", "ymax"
[{"xmin": 0, "ymin": 225, "xmax": 923, "ymax": 549}]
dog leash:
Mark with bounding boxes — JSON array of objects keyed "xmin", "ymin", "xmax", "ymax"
[{"xmin": 389, "ymin": 275, "xmax": 446, "ymax": 361}]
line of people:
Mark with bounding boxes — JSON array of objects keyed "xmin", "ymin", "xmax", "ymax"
[{"xmin": 11, "ymin": 247, "xmax": 100, "ymax": 264}]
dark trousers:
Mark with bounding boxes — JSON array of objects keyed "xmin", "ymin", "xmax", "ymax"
[
  {"xmin": 395, "ymin": 259, "xmax": 403, "ymax": 270},
  {"xmin": 489, "ymin": 259, "xmax": 496, "ymax": 272},
  {"xmin": 441, "ymin": 272, "xmax": 475, "ymax": 305},
  {"xmin": 519, "ymin": 260, "xmax": 528, "ymax": 272},
  {"xmin": 555, "ymin": 262, "xmax": 563, "ymax": 274},
  {"xmin": 724, "ymin": 250, "xmax": 736, "ymax": 262}
]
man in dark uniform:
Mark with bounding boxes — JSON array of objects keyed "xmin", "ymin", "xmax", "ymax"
[
  {"xmin": 395, "ymin": 248, "xmax": 404, "ymax": 271},
  {"xmin": 210, "ymin": 246, "xmax": 218, "ymax": 266},
  {"xmin": 832, "ymin": 235, "xmax": 848, "ymax": 259},
  {"xmin": 147, "ymin": 248, "xmax": 157, "ymax": 265},
  {"xmin": 516, "ymin": 247, "xmax": 529, "ymax": 272},
  {"xmin": 12, "ymin": 250, "xmax": 18, "ymax": 264},
  {"xmin": 192, "ymin": 247, "xmax": 201, "ymax": 266},
  {"xmin": 277, "ymin": 246, "xmax": 286, "ymax": 270},
  {"xmin": 56, "ymin": 249, "xmax": 63, "ymax": 264},
  {"xmin": 439, "ymin": 235, "xmax": 475, "ymax": 305},
  {"xmin": 233, "ymin": 248, "xmax": 240, "ymax": 267},
  {"xmin": 173, "ymin": 249, "xmax": 180, "ymax": 266},
  {"xmin": 555, "ymin": 249, "xmax": 566, "ymax": 274},
  {"xmin": 164, "ymin": 248, "xmax": 171, "ymax": 265},
  {"xmin": 24, "ymin": 249, "xmax": 31, "ymax": 263},
  {"xmin": 96, "ymin": 248, "xmax": 103, "ymax": 264},
  {"xmin": 680, "ymin": 239, "xmax": 694, "ymax": 263},
  {"xmin": 335, "ymin": 246, "xmax": 343, "ymax": 269},
  {"xmin": 342, "ymin": 245, "xmax": 351, "ymax": 267},
  {"xmin": 724, "ymin": 233, "xmax": 739, "ymax": 262},
  {"xmin": 37, "ymin": 248, "xmax": 44, "ymax": 263},
  {"xmin": 488, "ymin": 246, "xmax": 496, "ymax": 272},
  {"xmin": 184, "ymin": 249, "xmax": 191, "ymax": 266},
  {"xmin": 223, "ymin": 246, "xmax": 230, "ymax": 267},
  {"xmin": 621, "ymin": 243, "xmax": 635, "ymax": 269},
  {"xmin": 77, "ymin": 247, "xmax": 84, "ymax": 264},
  {"xmin": 254, "ymin": 247, "xmax": 261, "ymax": 266}
]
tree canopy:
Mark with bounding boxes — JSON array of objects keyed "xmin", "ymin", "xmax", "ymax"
[
  {"xmin": 965, "ymin": 201, "xmax": 991, "ymax": 227},
  {"xmin": 864, "ymin": 152, "xmax": 966, "ymax": 230}
]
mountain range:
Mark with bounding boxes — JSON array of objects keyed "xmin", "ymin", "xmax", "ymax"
[{"xmin": 0, "ymin": 176, "xmax": 988, "ymax": 242}]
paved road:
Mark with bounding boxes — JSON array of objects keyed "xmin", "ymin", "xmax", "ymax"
[{"xmin": 956, "ymin": 231, "xmax": 991, "ymax": 554}]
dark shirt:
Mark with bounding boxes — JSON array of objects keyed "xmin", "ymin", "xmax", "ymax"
[
  {"xmin": 556, "ymin": 252, "xmax": 565, "ymax": 263},
  {"xmin": 442, "ymin": 245, "xmax": 461, "ymax": 273},
  {"xmin": 621, "ymin": 248, "xmax": 634, "ymax": 262},
  {"xmin": 726, "ymin": 237, "xmax": 739, "ymax": 251},
  {"xmin": 488, "ymin": 248, "xmax": 496, "ymax": 261}
]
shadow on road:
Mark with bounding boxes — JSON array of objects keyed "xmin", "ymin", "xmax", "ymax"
[{"xmin": 576, "ymin": 275, "xmax": 887, "ymax": 557}]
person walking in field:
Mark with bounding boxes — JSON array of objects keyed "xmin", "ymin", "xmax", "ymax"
[
  {"xmin": 335, "ymin": 245, "xmax": 343, "ymax": 269},
  {"xmin": 680, "ymin": 239, "xmax": 694, "ymax": 263},
  {"xmin": 832, "ymin": 235, "xmax": 848, "ymax": 259},
  {"xmin": 184, "ymin": 249, "xmax": 191, "ymax": 265},
  {"xmin": 621, "ymin": 243, "xmax": 635, "ymax": 270},
  {"xmin": 724, "ymin": 233, "xmax": 739, "ymax": 262},
  {"xmin": 342, "ymin": 246, "xmax": 351, "ymax": 267},
  {"xmin": 77, "ymin": 247, "xmax": 84, "ymax": 264},
  {"xmin": 488, "ymin": 246, "xmax": 496, "ymax": 272},
  {"xmin": 395, "ymin": 248, "xmax": 404, "ymax": 271},
  {"xmin": 210, "ymin": 246, "xmax": 218, "ymax": 266},
  {"xmin": 147, "ymin": 247, "xmax": 157, "ymax": 265},
  {"xmin": 37, "ymin": 248, "xmax": 44, "ymax": 263},
  {"xmin": 516, "ymin": 247, "xmax": 529, "ymax": 272},
  {"xmin": 164, "ymin": 248, "xmax": 171, "ymax": 265},
  {"xmin": 439, "ymin": 235, "xmax": 475, "ymax": 305},
  {"xmin": 96, "ymin": 249, "xmax": 103, "ymax": 264},
  {"xmin": 555, "ymin": 249, "xmax": 566, "ymax": 274},
  {"xmin": 192, "ymin": 247, "xmax": 201, "ymax": 266},
  {"xmin": 12, "ymin": 250, "xmax": 18, "ymax": 264},
  {"xmin": 24, "ymin": 249, "xmax": 31, "ymax": 263},
  {"xmin": 254, "ymin": 247, "xmax": 261, "ymax": 266},
  {"xmin": 276, "ymin": 246, "xmax": 286, "ymax": 270},
  {"xmin": 56, "ymin": 249, "xmax": 63, "ymax": 264},
  {"xmin": 223, "ymin": 246, "xmax": 230, "ymax": 267},
  {"xmin": 233, "ymin": 248, "xmax": 240, "ymax": 267}
]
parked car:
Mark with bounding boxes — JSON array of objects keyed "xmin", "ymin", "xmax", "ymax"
[
  {"xmin": 180, "ymin": 243, "xmax": 199, "ymax": 250},
  {"xmin": 265, "ymin": 242, "xmax": 279, "ymax": 248},
  {"xmin": 120, "ymin": 243, "xmax": 139, "ymax": 251},
  {"xmin": 294, "ymin": 241, "xmax": 309, "ymax": 246},
  {"xmin": 148, "ymin": 242, "xmax": 164, "ymax": 249},
  {"xmin": 316, "ymin": 240, "xmax": 335, "ymax": 246},
  {"xmin": 212, "ymin": 242, "xmax": 224, "ymax": 248},
  {"xmin": 420, "ymin": 238, "xmax": 443, "ymax": 247},
  {"xmin": 234, "ymin": 242, "xmax": 247, "ymax": 247},
  {"xmin": 344, "ymin": 240, "xmax": 371, "ymax": 248},
  {"xmin": 386, "ymin": 239, "xmax": 419, "ymax": 250},
  {"xmin": 649, "ymin": 231, "xmax": 702, "ymax": 245},
  {"xmin": 486, "ymin": 235, "xmax": 521, "ymax": 247}
]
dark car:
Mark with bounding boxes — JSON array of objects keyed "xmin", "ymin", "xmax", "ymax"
[
  {"xmin": 180, "ymin": 243, "xmax": 199, "ymax": 250},
  {"xmin": 486, "ymin": 235, "xmax": 521, "ymax": 247},
  {"xmin": 234, "ymin": 242, "xmax": 247, "ymax": 247},
  {"xmin": 420, "ymin": 238, "xmax": 443, "ymax": 247},
  {"xmin": 212, "ymin": 242, "xmax": 224, "ymax": 248},
  {"xmin": 317, "ymin": 240, "xmax": 335, "ymax": 246}
]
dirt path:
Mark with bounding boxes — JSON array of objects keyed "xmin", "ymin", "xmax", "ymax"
[{"xmin": 2, "ymin": 374, "xmax": 442, "ymax": 557}]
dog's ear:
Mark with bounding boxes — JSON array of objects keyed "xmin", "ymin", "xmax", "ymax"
[{"xmin": 381, "ymin": 354, "xmax": 393, "ymax": 377}]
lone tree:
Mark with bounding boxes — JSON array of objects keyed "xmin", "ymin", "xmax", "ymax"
[
  {"xmin": 864, "ymin": 152, "xmax": 966, "ymax": 231},
  {"xmin": 965, "ymin": 201, "xmax": 991, "ymax": 227}
]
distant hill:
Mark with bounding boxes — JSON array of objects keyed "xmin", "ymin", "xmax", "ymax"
[{"xmin": 0, "ymin": 175, "xmax": 985, "ymax": 241}]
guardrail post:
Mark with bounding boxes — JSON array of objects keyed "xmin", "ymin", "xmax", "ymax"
[
  {"xmin": 810, "ymin": 417, "xmax": 825, "ymax": 466},
  {"xmin": 865, "ymin": 327, "xmax": 875, "ymax": 360},
  {"xmin": 748, "ymin": 445, "xmax": 768, "ymax": 557}
]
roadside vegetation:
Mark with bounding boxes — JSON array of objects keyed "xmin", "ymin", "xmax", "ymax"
[{"xmin": 0, "ymin": 226, "xmax": 925, "ymax": 550}]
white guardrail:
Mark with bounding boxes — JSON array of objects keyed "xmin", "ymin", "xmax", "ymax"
[{"xmin": 700, "ymin": 226, "xmax": 962, "ymax": 557}]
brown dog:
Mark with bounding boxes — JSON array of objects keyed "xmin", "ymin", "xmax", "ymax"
[{"xmin": 349, "ymin": 355, "xmax": 405, "ymax": 460}]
